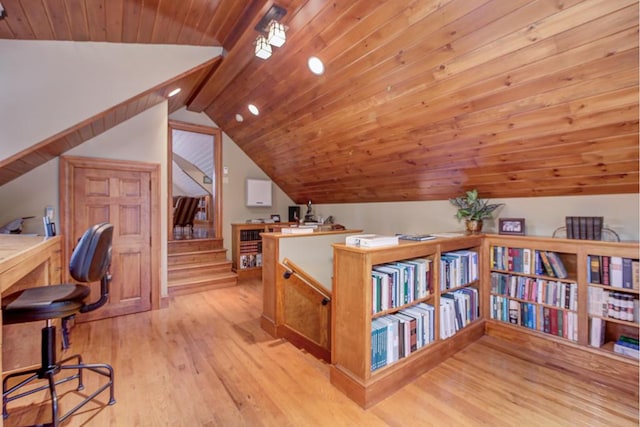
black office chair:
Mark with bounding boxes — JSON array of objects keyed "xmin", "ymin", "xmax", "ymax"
[{"xmin": 2, "ymin": 222, "xmax": 116, "ymax": 426}]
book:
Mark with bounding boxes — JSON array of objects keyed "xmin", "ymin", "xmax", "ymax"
[
  {"xmin": 589, "ymin": 255, "xmax": 601, "ymax": 284},
  {"xmin": 396, "ymin": 234, "xmax": 436, "ymax": 241},
  {"xmin": 622, "ymin": 258, "xmax": 633, "ymax": 289},
  {"xmin": 545, "ymin": 252, "xmax": 568, "ymax": 279},
  {"xmin": 280, "ymin": 227, "xmax": 314, "ymax": 234},
  {"xmin": 345, "ymin": 234, "xmax": 399, "ymax": 248},
  {"xmin": 609, "ymin": 256, "xmax": 623, "ymax": 287},
  {"xmin": 538, "ymin": 251, "xmax": 556, "ymax": 277}
]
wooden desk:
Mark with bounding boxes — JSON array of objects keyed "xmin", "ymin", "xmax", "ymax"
[{"xmin": 0, "ymin": 235, "xmax": 62, "ymax": 383}]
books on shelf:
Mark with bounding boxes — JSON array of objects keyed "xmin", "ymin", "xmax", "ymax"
[
  {"xmin": 346, "ymin": 234, "xmax": 399, "ymax": 248},
  {"xmin": 280, "ymin": 227, "xmax": 314, "ymax": 234},
  {"xmin": 371, "ymin": 302, "xmax": 436, "ymax": 372},
  {"xmin": 587, "ymin": 255, "xmax": 639, "ymax": 289},
  {"xmin": 589, "ymin": 317, "xmax": 605, "ymax": 347},
  {"xmin": 565, "ymin": 216, "xmax": 603, "ymax": 240},
  {"xmin": 490, "ymin": 272, "xmax": 578, "ymax": 311},
  {"xmin": 371, "ymin": 258, "xmax": 433, "ymax": 313},
  {"xmin": 613, "ymin": 336, "xmax": 640, "ymax": 359},
  {"xmin": 588, "ymin": 286, "xmax": 638, "ymax": 322},
  {"xmin": 440, "ymin": 250, "xmax": 478, "ymax": 290},
  {"xmin": 491, "ymin": 247, "xmax": 568, "ymax": 279},
  {"xmin": 396, "ymin": 234, "xmax": 436, "ymax": 241}
]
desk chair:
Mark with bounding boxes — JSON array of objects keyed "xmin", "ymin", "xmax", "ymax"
[{"xmin": 2, "ymin": 223, "xmax": 116, "ymax": 426}]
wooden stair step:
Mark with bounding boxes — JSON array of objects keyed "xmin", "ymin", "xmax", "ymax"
[
  {"xmin": 168, "ymin": 260, "xmax": 233, "ymax": 281},
  {"xmin": 168, "ymin": 249, "xmax": 228, "ymax": 265},
  {"xmin": 168, "ymin": 238, "xmax": 223, "ymax": 254},
  {"xmin": 168, "ymin": 271, "xmax": 238, "ymax": 296}
]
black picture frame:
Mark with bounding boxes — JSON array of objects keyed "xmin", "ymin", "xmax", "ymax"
[
  {"xmin": 288, "ymin": 206, "xmax": 300, "ymax": 222},
  {"xmin": 270, "ymin": 214, "xmax": 281, "ymax": 223},
  {"xmin": 499, "ymin": 218, "xmax": 525, "ymax": 235}
]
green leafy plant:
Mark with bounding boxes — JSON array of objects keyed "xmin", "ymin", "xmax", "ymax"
[{"xmin": 449, "ymin": 189, "xmax": 503, "ymax": 221}]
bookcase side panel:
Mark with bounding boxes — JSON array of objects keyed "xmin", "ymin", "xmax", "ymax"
[{"xmin": 332, "ymin": 248, "xmax": 371, "ymax": 379}]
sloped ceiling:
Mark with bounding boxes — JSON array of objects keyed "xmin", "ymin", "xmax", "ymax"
[{"xmin": 0, "ymin": 0, "xmax": 638, "ymax": 204}]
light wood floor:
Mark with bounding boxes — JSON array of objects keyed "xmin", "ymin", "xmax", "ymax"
[{"xmin": 4, "ymin": 279, "xmax": 638, "ymax": 426}]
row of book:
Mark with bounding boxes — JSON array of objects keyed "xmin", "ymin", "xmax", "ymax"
[
  {"xmin": 371, "ymin": 303, "xmax": 436, "ymax": 371},
  {"xmin": 371, "ymin": 258, "xmax": 433, "ymax": 314},
  {"xmin": 440, "ymin": 287, "xmax": 479, "ymax": 339},
  {"xmin": 239, "ymin": 253, "xmax": 262, "ymax": 269},
  {"xmin": 588, "ymin": 287, "xmax": 639, "ymax": 323},
  {"xmin": 490, "ymin": 272, "xmax": 577, "ymax": 311},
  {"xmin": 587, "ymin": 255, "xmax": 639, "ymax": 289},
  {"xmin": 439, "ymin": 250, "xmax": 479, "ymax": 290},
  {"xmin": 613, "ymin": 336, "xmax": 639, "ymax": 359},
  {"xmin": 239, "ymin": 229, "xmax": 263, "ymax": 241},
  {"xmin": 565, "ymin": 216, "xmax": 603, "ymax": 240},
  {"xmin": 491, "ymin": 246, "xmax": 568, "ymax": 279},
  {"xmin": 489, "ymin": 295, "xmax": 578, "ymax": 341}
]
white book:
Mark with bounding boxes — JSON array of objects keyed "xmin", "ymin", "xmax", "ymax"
[
  {"xmin": 610, "ymin": 257, "xmax": 623, "ymax": 287},
  {"xmin": 280, "ymin": 227, "xmax": 314, "ymax": 234},
  {"xmin": 345, "ymin": 234, "xmax": 399, "ymax": 248}
]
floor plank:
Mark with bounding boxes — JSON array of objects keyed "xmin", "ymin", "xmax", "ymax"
[{"xmin": 4, "ymin": 278, "xmax": 638, "ymax": 426}]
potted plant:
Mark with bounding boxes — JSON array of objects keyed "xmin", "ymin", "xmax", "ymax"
[{"xmin": 449, "ymin": 189, "xmax": 503, "ymax": 233}]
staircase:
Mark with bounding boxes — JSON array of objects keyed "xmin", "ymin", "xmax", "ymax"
[{"xmin": 168, "ymin": 238, "xmax": 237, "ymax": 296}]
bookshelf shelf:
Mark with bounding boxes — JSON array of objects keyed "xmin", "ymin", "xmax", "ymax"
[
  {"xmin": 231, "ymin": 222, "xmax": 295, "ymax": 280},
  {"xmin": 330, "ymin": 236, "xmax": 484, "ymax": 408}
]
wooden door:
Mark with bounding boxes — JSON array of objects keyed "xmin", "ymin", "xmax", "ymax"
[{"xmin": 60, "ymin": 156, "xmax": 160, "ymax": 321}]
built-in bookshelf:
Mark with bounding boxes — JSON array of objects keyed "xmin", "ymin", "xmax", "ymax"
[
  {"xmin": 488, "ymin": 244, "xmax": 579, "ymax": 342},
  {"xmin": 231, "ymin": 223, "xmax": 295, "ymax": 280},
  {"xmin": 586, "ymin": 250, "xmax": 639, "ymax": 359},
  {"xmin": 331, "ymin": 235, "xmax": 484, "ymax": 408}
]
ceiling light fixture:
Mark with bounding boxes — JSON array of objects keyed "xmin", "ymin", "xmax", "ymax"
[
  {"xmin": 168, "ymin": 88, "xmax": 181, "ymax": 97},
  {"xmin": 308, "ymin": 56, "xmax": 325, "ymax": 75},
  {"xmin": 254, "ymin": 4, "xmax": 287, "ymax": 59},
  {"xmin": 255, "ymin": 35, "xmax": 272, "ymax": 60},
  {"xmin": 235, "ymin": 114, "xmax": 244, "ymax": 122},
  {"xmin": 248, "ymin": 104, "xmax": 260, "ymax": 116},
  {"xmin": 267, "ymin": 21, "xmax": 286, "ymax": 47}
]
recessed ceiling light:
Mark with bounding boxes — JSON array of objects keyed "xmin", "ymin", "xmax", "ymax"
[
  {"xmin": 168, "ymin": 88, "xmax": 181, "ymax": 97},
  {"xmin": 235, "ymin": 113, "xmax": 244, "ymax": 122},
  {"xmin": 248, "ymin": 104, "xmax": 260, "ymax": 115},
  {"xmin": 308, "ymin": 56, "xmax": 325, "ymax": 75}
]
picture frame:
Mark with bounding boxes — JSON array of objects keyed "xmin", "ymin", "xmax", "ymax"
[
  {"xmin": 288, "ymin": 206, "xmax": 300, "ymax": 222},
  {"xmin": 499, "ymin": 218, "xmax": 525, "ymax": 235},
  {"xmin": 270, "ymin": 214, "xmax": 281, "ymax": 223}
]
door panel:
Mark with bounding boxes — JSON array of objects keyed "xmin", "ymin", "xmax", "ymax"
[{"xmin": 71, "ymin": 166, "xmax": 152, "ymax": 321}]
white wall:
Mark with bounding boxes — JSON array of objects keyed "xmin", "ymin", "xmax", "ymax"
[
  {"xmin": 0, "ymin": 40, "xmax": 221, "ymax": 160},
  {"xmin": 169, "ymin": 108, "xmax": 295, "ymax": 247},
  {"xmin": 0, "ymin": 103, "xmax": 170, "ymax": 294},
  {"xmin": 314, "ymin": 194, "xmax": 640, "ymax": 242}
]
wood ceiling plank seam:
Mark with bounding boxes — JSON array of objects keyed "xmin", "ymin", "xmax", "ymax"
[
  {"xmin": 432, "ymin": 0, "xmax": 626, "ymax": 81},
  {"xmin": 42, "ymin": 0, "xmax": 72, "ymax": 40},
  {"xmin": 136, "ymin": 0, "xmax": 160, "ymax": 42},
  {"xmin": 64, "ymin": 0, "xmax": 90, "ymax": 40},
  {"xmin": 90, "ymin": 114, "xmax": 106, "ymax": 136},
  {"xmin": 209, "ymin": 0, "xmax": 249, "ymax": 49},
  {"xmin": 188, "ymin": 0, "xmax": 224, "ymax": 46},
  {"xmin": 77, "ymin": 123, "xmax": 95, "ymax": 142},
  {"xmin": 151, "ymin": 0, "xmax": 185, "ymax": 44},
  {"xmin": 185, "ymin": 58, "xmax": 222, "ymax": 109},
  {"xmin": 85, "ymin": 0, "xmax": 106, "ymax": 41},
  {"xmin": 173, "ymin": 0, "xmax": 200, "ymax": 45},
  {"xmin": 103, "ymin": 108, "xmax": 116, "ymax": 130},
  {"xmin": 0, "ymin": 19, "xmax": 15, "ymax": 38},
  {"xmin": 104, "ymin": 0, "xmax": 124, "ymax": 42},
  {"xmin": 18, "ymin": 0, "xmax": 53, "ymax": 39},
  {"xmin": 121, "ymin": 0, "xmax": 142, "ymax": 42}
]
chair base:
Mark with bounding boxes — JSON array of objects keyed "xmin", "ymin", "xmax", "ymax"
[{"xmin": 2, "ymin": 327, "xmax": 115, "ymax": 426}]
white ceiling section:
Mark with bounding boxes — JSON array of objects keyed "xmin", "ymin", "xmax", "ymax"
[
  {"xmin": 0, "ymin": 41, "xmax": 222, "ymax": 160},
  {"xmin": 172, "ymin": 128, "xmax": 214, "ymax": 197}
]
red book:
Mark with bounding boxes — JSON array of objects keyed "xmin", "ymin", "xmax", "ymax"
[
  {"xmin": 549, "ymin": 308, "xmax": 558, "ymax": 335},
  {"xmin": 601, "ymin": 256, "xmax": 610, "ymax": 286}
]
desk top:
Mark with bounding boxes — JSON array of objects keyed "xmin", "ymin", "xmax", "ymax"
[{"xmin": 0, "ymin": 235, "xmax": 61, "ymax": 279}]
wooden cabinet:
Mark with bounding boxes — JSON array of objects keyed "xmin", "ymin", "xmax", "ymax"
[
  {"xmin": 231, "ymin": 223, "xmax": 295, "ymax": 280},
  {"xmin": 330, "ymin": 235, "xmax": 485, "ymax": 408}
]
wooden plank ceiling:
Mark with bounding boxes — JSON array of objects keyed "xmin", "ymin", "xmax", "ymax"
[{"xmin": 0, "ymin": 0, "xmax": 638, "ymax": 203}]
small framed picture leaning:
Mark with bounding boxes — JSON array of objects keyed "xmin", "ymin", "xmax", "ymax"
[
  {"xmin": 270, "ymin": 214, "xmax": 281, "ymax": 223},
  {"xmin": 499, "ymin": 218, "xmax": 525, "ymax": 235}
]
